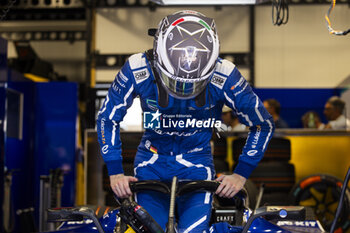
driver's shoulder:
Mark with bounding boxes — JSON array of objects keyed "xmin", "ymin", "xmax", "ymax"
[
  {"xmin": 126, "ymin": 52, "xmax": 153, "ymax": 89},
  {"xmin": 128, "ymin": 52, "xmax": 149, "ymax": 70},
  {"xmin": 209, "ymin": 58, "xmax": 239, "ymax": 93},
  {"xmin": 214, "ymin": 58, "xmax": 236, "ymax": 77},
  {"xmin": 210, "ymin": 58, "xmax": 250, "ymax": 96}
]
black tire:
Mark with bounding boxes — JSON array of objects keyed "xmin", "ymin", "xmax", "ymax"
[
  {"xmin": 260, "ymin": 192, "xmax": 291, "ymax": 206},
  {"xmin": 123, "ymin": 162, "xmax": 135, "ymax": 176},
  {"xmin": 289, "ymin": 174, "xmax": 350, "ymax": 232},
  {"xmin": 249, "ymin": 162, "xmax": 295, "ymax": 192},
  {"xmin": 212, "ymin": 137, "xmax": 229, "ymax": 173},
  {"xmin": 213, "ymin": 160, "xmax": 229, "ymax": 174},
  {"xmin": 232, "ymin": 137, "xmax": 291, "ymax": 162}
]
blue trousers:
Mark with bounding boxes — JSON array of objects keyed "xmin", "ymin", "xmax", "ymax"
[{"xmin": 133, "ymin": 151, "xmax": 215, "ymax": 233}]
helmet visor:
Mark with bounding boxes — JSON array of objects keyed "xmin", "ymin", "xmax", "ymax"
[{"xmin": 156, "ymin": 63, "xmax": 211, "ymax": 99}]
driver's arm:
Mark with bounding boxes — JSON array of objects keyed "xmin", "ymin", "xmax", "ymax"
[
  {"xmin": 96, "ymin": 60, "xmax": 138, "ymax": 198},
  {"xmin": 216, "ymin": 64, "xmax": 275, "ymax": 198}
]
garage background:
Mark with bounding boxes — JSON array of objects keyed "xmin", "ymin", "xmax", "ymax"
[{"xmin": 0, "ymin": 0, "xmax": 349, "ymax": 232}]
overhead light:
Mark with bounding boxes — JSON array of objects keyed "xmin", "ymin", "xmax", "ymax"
[
  {"xmin": 150, "ymin": 0, "xmax": 268, "ymax": 5},
  {"xmin": 106, "ymin": 0, "xmax": 117, "ymax": 6}
]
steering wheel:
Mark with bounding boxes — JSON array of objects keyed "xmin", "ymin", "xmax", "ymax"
[{"xmin": 115, "ymin": 180, "xmax": 248, "ymax": 233}]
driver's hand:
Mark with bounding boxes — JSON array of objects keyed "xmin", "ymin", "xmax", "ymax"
[
  {"xmin": 110, "ymin": 174, "xmax": 138, "ymax": 198},
  {"xmin": 215, "ymin": 173, "xmax": 246, "ymax": 198}
]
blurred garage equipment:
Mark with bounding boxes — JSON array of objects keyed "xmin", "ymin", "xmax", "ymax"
[{"xmin": 39, "ymin": 168, "xmax": 64, "ymax": 232}]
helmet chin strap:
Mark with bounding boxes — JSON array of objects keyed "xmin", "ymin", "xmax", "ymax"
[
  {"xmin": 145, "ymin": 49, "xmax": 207, "ymax": 109},
  {"xmin": 145, "ymin": 49, "xmax": 170, "ymax": 108},
  {"xmin": 154, "ymin": 70, "xmax": 170, "ymax": 109},
  {"xmin": 195, "ymin": 88, "xmax": 206, "ymax": 108}
]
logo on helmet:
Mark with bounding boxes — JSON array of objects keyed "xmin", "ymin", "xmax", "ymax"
[{"xmin": 167, "ymin": 26, "xmax": 212, "ymax": 75}]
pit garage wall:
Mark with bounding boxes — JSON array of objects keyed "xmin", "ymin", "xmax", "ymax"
[
  {"xmin": 0, "ymin": 86, "xmax": 5, "ymax": 232},
  {"xmin": 254, "ymin": 88, "xmax": 342, "ymax": 128},
  {"xmin": 286, "ymin": 133, "xmax": 350, "ymax": 183},
  {"xmin": 5, "ymin": 21, "xmax": 86, "ymax": 83},
  {"xmin": 0, "ymin": 37, "xmax": 8, "ymax": 231},
  {"xmin": 255, "ymin": 5, "xmax": 350, "ymax": 88},
  {"xmin": 33, "ymin": 82, "xmax": 78, "ymax": 208},
  {"xmin": 95, "ymin": 7, "xmax": 251, "ymax": 82},
  {"xmin": 94, "ymin": 5, "xmax": 350, "ymax": 87},
  {"xmin": 4, "ymin": 74, "xmax": 77, "ymax": 230}
]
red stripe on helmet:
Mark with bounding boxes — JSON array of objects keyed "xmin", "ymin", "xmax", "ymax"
[{"xmin": 172, "ymin": 18, "xmax": 184, "ymax": 26}]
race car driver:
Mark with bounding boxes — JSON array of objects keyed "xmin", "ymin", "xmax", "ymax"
[{"xmin": 97, "ymin": 10, "xmax": 274, "ymax": 233}]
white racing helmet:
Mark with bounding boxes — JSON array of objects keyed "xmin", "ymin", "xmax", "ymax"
[{"xmin": 153, "ymin": 10, "xmax": 220, "ymax": 99}]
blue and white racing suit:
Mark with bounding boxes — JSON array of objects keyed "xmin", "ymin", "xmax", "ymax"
[{"xmin": 97, "ymin": 53, "xmax": 274, "ymax": 232}]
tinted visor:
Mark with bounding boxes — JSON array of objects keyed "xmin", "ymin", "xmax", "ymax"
[{"xmin": 156, "ymin": 64, "xmax": 211, "ymax": 99}]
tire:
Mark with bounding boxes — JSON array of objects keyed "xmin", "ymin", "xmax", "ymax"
[
  {"xmin": 249, "ymin": 162, "xmax": 295, "ymax": 192},
  {"xmin": 232, "ymin": 137, "xmax": 291, "ymax": 162},
  {"xmin": 289, "ymin": 174, "xmax": 350, "ymax": 232},
  {"xmin": 122, "ymin": 162, "xmax": 135, "ymax": 176},
  {"xmin": 212, "ymin": 137, "xmax": 229, "ymax": 173},
  {"xmin": 213, "ymin": 160, "xmax": 229, "ymax": 174},
  {"xmin": 260, "ymin": 192, "xmax": 291, "ymax": 206}
]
